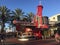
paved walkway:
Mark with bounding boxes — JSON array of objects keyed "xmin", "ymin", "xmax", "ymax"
[
  {"xmin": 0, "ymin": 38, "xmax": 59, "ymax": 45},
  {"xmin": 2, "ymin": 38, "xmax": 55, "ymax": 43}
]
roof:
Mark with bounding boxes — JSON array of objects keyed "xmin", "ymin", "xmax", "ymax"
[{"xmin": 49, "ymin": 13, "xmax": 60, "ymax": 19}]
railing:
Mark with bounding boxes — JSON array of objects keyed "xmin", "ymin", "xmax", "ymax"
[
  {"xmin": 16, "ymin": 21, "xmax": 35, "ymax": 26},
  {"xmin": 49, "ymin": 21, "xmax": 60, "ymax": 24}
]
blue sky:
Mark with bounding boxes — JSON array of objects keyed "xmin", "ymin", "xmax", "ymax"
[{"xmin": 0, "ymin": 0, "xmax": 60, "ymax": 17}]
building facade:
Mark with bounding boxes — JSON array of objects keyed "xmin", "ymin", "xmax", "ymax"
[{"xmin": 49, "ymin": 14, "xmax": 60, "ymax": 37}]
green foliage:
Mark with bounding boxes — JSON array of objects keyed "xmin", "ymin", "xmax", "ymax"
[
  {"xmin": 26, "ymin": 12, "xmax": 34, "ymax": 22},
  {"xmin": 0, "ymin": 6, "xmax": 10, "ymax": 22},
  {"xmin": 12, "ymin": 8, "xmax": 24, "ymax": 20}
]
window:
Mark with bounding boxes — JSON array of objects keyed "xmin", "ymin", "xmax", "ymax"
[
  {"xmin": 57, "ymin": 15, "xmax": 60, "ymax": 21},
  {"xmin": 53, "ymin": 17, "xmax": 55, "ymax": 19}
]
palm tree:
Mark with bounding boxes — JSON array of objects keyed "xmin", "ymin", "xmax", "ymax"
[
  {"xmin": 27, "ymin": 12, "xmax": 34, "ymax": 22},
  {"xmin": 12, "ymin": 8, "xmax": 25, "ymax": 36},
  {"xmin": 0, "ymin": 6, "xmax": 11, "ymax": 33},
  {"xmin": 22, "ymin": 17, "xmax": 28, "ymax": 21},
  {"xmin": 12, "ymin": 8, "xmax": 24, "ymax": 20}
]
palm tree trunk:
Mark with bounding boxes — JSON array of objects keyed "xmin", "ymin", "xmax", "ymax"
[
  {"xmin": 1, "ymin": 20, "xmax": 5, "ymax": 33},
  {"xmin": 1, "ymin": 15, "xmax": 5, "ymax": 33}
]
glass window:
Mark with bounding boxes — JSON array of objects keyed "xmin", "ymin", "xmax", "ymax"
[{"xmin": 57, "ymin": 15, "xmax": 60, "ymax": 21}]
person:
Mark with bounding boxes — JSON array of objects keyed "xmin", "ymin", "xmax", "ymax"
[{"xmin": 55, "ymin": 32, "xmax": 60, "ymax": 43}]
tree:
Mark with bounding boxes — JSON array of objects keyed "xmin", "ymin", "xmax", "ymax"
[
  {"xmin": 0, "ymin": 6, "xmax": 11, "ymax": 33},
  {"xmin": 12, "ymin": 8, "xmax": 24, "ymax": 20},
  {"xmin": 26, "ymin": 12, "xmax": 34, "ymax": 22}
]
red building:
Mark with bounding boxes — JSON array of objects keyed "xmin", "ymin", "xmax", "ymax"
[
  {"xmin": 13, "ymin": 2, "xmax": 49, "ymax": 39},
  {"xmin": 34, "ymin": 2, "xmax": 48, "ymax": 29}
]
